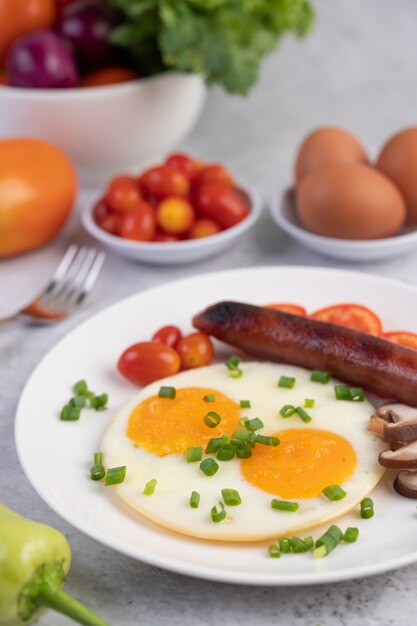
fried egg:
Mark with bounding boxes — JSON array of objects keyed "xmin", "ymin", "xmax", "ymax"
[{"xmin": 102, "ymin": 362, "xmax": 385, "ymax": 541}]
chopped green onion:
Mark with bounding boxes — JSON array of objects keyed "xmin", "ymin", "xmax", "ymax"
[
  {"xmin": 206, "ymin": 437, "xmax": 223, "ymax": 453},
  {"xmin": 190, "ymin": 491, "xmax": 200, "ymax": 508},
  {"xmin": 186, "ymin": 447, "xmax": 202, "ymax": 463},
  {"xmin": 303, "ymin": 536, "xmax": 314, "ymax": 551},
  {"xmin": 204, "ymin": 411, "xmax": 221, "ymax": 428},
  {"xmin": 221, "ymin": 488, "xmax": 241, "ymax": 506},
  {"xmin": 240, "ymin": 400, "xmax": 251, "ymax": 408},
  {"xmin": 225, "ymin": 355, "xmax": 242, "ymax": 378},
  {"xmin": 158, "ymin": 386, "xmax": 176, "ymax": 399},
  {"xmin": 334, "ymin": 385, "xmax": 365, "ymax": 401},
  {"xmin": 314, "ymin": 525, "xmax": 343, "ymax": 558},
  {"xmin": 271, "ymin": 499, "xmax": 299, "ymax": 512},
  {"xmin": 360, "ymin": 497, "xmax": 374, "ymax": 519},
  {"xmin": 236, "ymin": 443, "xmax": 252, "ymax": 458},
  {"xmin": 60, "ymin": 405, "xmax": 81, "ymax": 421},
  {"xmin": 69, "ymin": 396, "xmax": 86, "ymax": 408},
  {"xmin": 304, "ymin": 398, "xmax": 315, "ymax": 408},
  {"xmin": 295, "ymin": 406, "xmax": 312, "ymax": 423},
  {"xmin": 279, "ymin": 538, "xmax": 290, "ymax": 553},
  {"xmin": 200, "ymin": 458, "xmax": 219, "ymax": 476},
  {"xmin": 89, "ymin": 393, "xmax": 108, "ymax": 411},
  {"xmin": 105, "ymin": 466, "xmax": 126, "ymax": 486},
  {"xmin": 310, "ymin": 370, "xmax": 331, "ymax": 384},
  {"xmin": 143, "ymin": 478, "xmax": 157, "ymax": 495},
  {"xmin": 278, "ymin": 375, "xmax": 295, "ymax": 389},
  {"xmin": 90, "ymin": 452, "xmax": 105, "ymax": 481},
  {"xmin": 232, "ymin": 428, "xmax": 251, "ymax": 442},
  {"xmin": 216, "ymin": 444, "xmax": 236, "ymax": 461},
  {"xmin": 73, "ymin": 379, "xmax": 88, "ymax": 396},
  {"xmin": 211, "ymin": 501, "xmax": 226, "ymax": 523},
  {"xmin": 255, "ymin": 434, "xmax": 280, "ymax": 447},
  {"xmin": 322, "ymin": 484, "xmax": 346, "ymax": 501},
  {"xmin": 290, "ymin": 537, "xmax": 309, "ymax": 553},
  {"xmin": 343, "ymin": 527, "xmax": 359, "ymax": 543},
  {"xmin": 268, "ymin": 544, "xmax": 281, "ymax": 558},
  {"xmin": 244, "ymin": 417, "xmax": 264, "ymax": 431},
  {"xmin": 203, "ymin": 394, "xmax": 216, "ymax": 403},
  {"xmin": 279, "ymin": 404, "xmax": 296, "ymax": 418}
]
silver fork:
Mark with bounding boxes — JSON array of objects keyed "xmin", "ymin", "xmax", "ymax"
[{"xmin": 1, "ymin": 245, "xmax": 105, "ymax": 325}]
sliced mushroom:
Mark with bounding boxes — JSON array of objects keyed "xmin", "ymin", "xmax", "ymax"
[
  {"xmin": 394, "ymin": 470, "xmax": 417, "ymax": 498},
  {"xmin": 368, "ymin": 414, "xmax": 386, "ymax": 438},
  {"xmin": 377, "ymin": 403, "xmax": 417, "ymax": 442},
  {"xmin": 379, "ymin": 439, "xmax": 417, "ymax": 468}
]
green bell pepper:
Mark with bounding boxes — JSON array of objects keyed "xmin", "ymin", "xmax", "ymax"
[{"xmin": 0, "ymin": 503, "xmax": 108, "ymax": 626}]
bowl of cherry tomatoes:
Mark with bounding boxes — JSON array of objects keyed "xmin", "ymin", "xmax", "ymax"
[{"xmin": 82, "ymin": 152, "xmax": 262, "ymax": 264}]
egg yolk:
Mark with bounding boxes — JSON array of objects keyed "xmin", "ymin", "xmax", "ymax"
[
  {"xmin": 127, "ymin": 387, "xmax": 241, "ymax": 456},
  {"xmin": 240, "ymin": 428, "xmax": 357, "ymax": 499}
]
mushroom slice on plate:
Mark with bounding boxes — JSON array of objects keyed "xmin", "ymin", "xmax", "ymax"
[
  {"xmin": 394, "ymin": 470, "xmax": 417, "ymax": 498},
  {"xmin": 377, "ymin": 403, "xmax": 417, "ymax": 442},
  {"xmin": 368, "ymin": 414, "xmax": 386, "ymax": 438},
  {"xmin": 379, "ymin": 440, "xmax": 417, "ymax": 468}
]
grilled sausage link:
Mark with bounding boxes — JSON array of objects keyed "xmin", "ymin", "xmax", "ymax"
[{"xmin": 193, "ymin": 301, "xmax": 417, "ymax": 406}]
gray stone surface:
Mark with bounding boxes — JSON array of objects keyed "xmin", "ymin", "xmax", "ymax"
[{"xmin": 2, "ymin": 0, "xmax": 417, "ymax": 624}]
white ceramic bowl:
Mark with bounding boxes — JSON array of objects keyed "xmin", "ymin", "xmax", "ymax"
[
  {"xmin": 82, "ymin": 188, "xmax": 262, "ymax": 265},
  {"xmin": 270, "ymin": 188, "xmax": 417, "ymax": 262},
  {"xmin": 0, "ymin": 73, "xmax": 206, "ymax": 185}
]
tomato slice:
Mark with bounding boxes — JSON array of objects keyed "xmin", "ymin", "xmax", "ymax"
[
  {"xmin": 310, "ymin": 303, "xmax": 382, "ymax": 335},
  {"xmin": 265, "ymin": 303, "xmax": 307, "ymax": 316},
  {"xmin": 382, "ymin": 331, "xmax": 417, "ymax": 350}
]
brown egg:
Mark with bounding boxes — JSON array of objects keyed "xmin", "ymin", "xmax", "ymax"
[
  {"xmin": 295, "ymin": 127, "xmax": 368, "ymax": 183},
  {"xmin": 376, "ymin": 127, "xmax": 417, "ymax": 225},
  {"xmin": 296, "ymin": 164, "xmax": 406, "ymax": 240}
]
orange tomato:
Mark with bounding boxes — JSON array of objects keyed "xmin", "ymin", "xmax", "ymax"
[
  {"xmin": 156, "ymin": 197, "xmax": 195, "ymax": 235},
  {"xmin": 383, "ymin": 331, "xmax": 417, "ymax": 350},
  {"xmin": 80, "ymin": 67, "xmax": 139, "ymax": 87},
  {"xmin": 176, "ymin": 333, "xmax": 214, "ymax": 370},
  {"xmin": 265, "ymin": 303, "xmax": 307, "ymax": 316},
  {"xmin": 187, "ymin": 218, "xmax": 221, "ymax": 239},
  {"xmin": 310, "ymin": 303, "xmax": 382, "ymax": 335},
  {"xmin": 0, "ymin": 0, "xmax": 56, "ymax": 66},
  {"xmin": 0, "ymin": 139, "xmax": 77, "ymax": 257}
]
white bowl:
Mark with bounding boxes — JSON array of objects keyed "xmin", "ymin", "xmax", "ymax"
[
  {"xmin": 0, "ymin": 73, "xmax": 206, "ymax": 185},
  {"xmin": 82, "ymin": 188, "xmax": 262, "ymax": 265},
  {"xmin": 270, "ymin": 188, "xmax": 417, "ymax": 262}
]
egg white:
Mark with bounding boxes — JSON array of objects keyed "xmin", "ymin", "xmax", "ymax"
[{"xmin": 102, "ymin": 362, "xmax": 385, "ymax": 541}]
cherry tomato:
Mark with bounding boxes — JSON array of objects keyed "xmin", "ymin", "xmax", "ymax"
[
  {"xmin": 383, "ymin": 331, "xmax": 417, "ymax": 350},
  {"xmin": 118, "ymin": 341, "xmax": 181, "ymax": 385},
  {"xmin": 117, "ymin": 202, "xmax": 156, "ymax": 241},
  {"xmin": 165, "ymin": 153, "xmax": 202, "ymax": 179},
  {"xmin": 310, "ymin": 304, "xmax": 382, "ymax": 335},
  {"xmin": 265, "ymin": 303, "xmax": 307, "ymax": 316},
  {"xmin": 192, "ymin": 164, "xmax": 234, "ymax": 189},
  {"xmin": 80, "ymin": 66, "xmax": 139, "ymax": 87},
  {"xmin": 139, "ymin": 165, "xmax": 189, "ymax": 201},
  {"xmin": 176, "ymin": 332, "xmax": 214, "ymax": 370},
  {"xmin": 0, "ymin": 73, "xmax": 7, "ymax": 85},
  {"xmin": 153, "ymin": 231, "xmax": 181, "ymax": 242},
  {"xmin": 93, "ymin": 197, "xmax": 119, "ymax": 235},
  {"xmin": 193, "ymin": 183, "xmax": 250, "ymax": 229},
  {"xmin": 106, "ymin": 175, "xmax": 142, "ymax": 212},
  {"xmin": 187, "ymin": 218, "xmax": 221, "ymax": 239},
  {"xmin": 156, "ymin": 197, "xmax": 195, "ymax": 235},
  {"xmin": 152, "ymin": 325, "xmax": 183, "ymax": 349}
]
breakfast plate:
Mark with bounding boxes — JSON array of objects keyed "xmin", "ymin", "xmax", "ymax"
[{"xmin": 15, "ymin": 266, "xmax": 417, "ymax": 585}]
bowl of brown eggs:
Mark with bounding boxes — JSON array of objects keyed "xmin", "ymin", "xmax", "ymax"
[{"xmin": 270, "ymin": 127, "xmax": 417, "ymax": 261}]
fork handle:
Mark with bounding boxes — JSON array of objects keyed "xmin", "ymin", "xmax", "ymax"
[{"xmin": 0, "ymin": 313, "xmax": 19, "ymax": 325}]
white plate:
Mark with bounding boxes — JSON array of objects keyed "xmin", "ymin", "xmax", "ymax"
[
  {"xmin": 270, "ymin": 189, "xmax": 417, "ymax": 262},
  {"xmin": 15, "ymin": 266, "xmax": 417, "ymax": 585},
  {"xmin": 82, "ymin": 189, "xmax": 262, "ymax": 265}
]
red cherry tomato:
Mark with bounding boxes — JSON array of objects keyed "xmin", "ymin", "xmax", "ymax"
[
  {"xmin": 193, "ymin": 184, "xmax": 250, "ymax": 229},
  {"xmin": 192, "ymin": 164, "xmax": 234, "ymax": 189},
  {"xmin": 139, "ymin": 165, "xmax": 189, "ymax": 201},
  {"xmin": 187, "ymin": 218, "xmax": 221, "ymax": 239},
  {"xmin": 176, "ymin": 332, "xmax": 214, "ymax": 370},
  {"xmin": 106, "ymin": 175, "xmax": 142, "ymax": 212},
  {"xmin": 152, "ymin": 325, "xmax": 183, "ymax": 349},
  {"xmin": 117, "ymin": 202, "xmax": 156, "ymax": 241},
  {"xmin": 165, "ymin": 153, "xmax": 201, "ymax": 179},
  {"xmin": 93, "ymin": 197, "xmax": 119, "ymax": 235},
  {"xmin": 265, "ymin": 303, "xmax": 307, "ymax": 316},
  {"xmin": 156, "ymin": 197, "xmax": 195, "ymax": 235},
  {"xmin": 310, "ymin": 304, "xmax": 382, "ymax": 335},
  {"xmin": 118, "ymin": 341, "xmax": 181, "ymax": 385},
  {"xmin": 383, "ymin": 331, "xmax": 417, "ymax": 350},
  {"xmin": 153, "ymin": 231, "xmax": 181, "ymax": 242}
]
